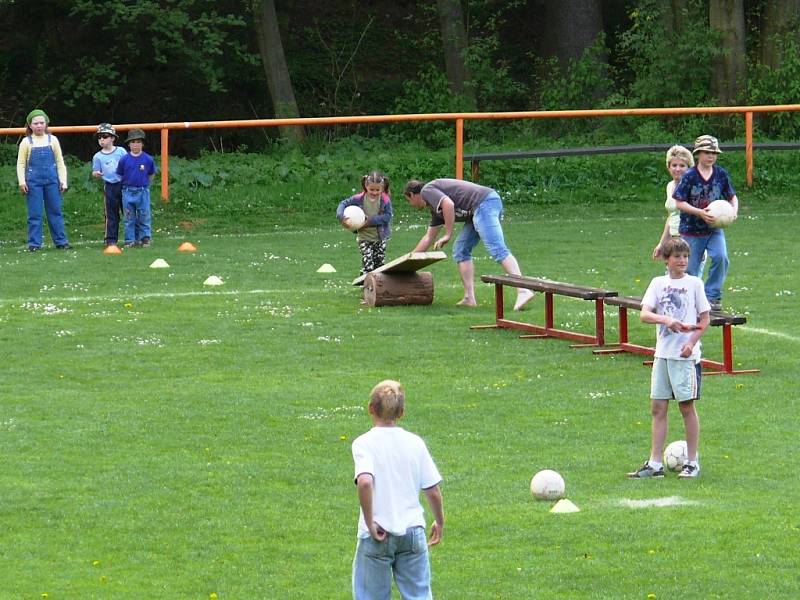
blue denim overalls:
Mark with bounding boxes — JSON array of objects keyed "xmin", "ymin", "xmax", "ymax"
[{"xmin": 25, "ymin": 135, "xmax": 69, "ymax": 248}]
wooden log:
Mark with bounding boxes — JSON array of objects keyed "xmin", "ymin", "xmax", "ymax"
[{"xmin": 363, "ymin": 272, "xmax": 434, "ymax": 307}]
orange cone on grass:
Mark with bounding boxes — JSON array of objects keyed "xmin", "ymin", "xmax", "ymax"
[
  {"xmin": 178, "ymin": 241, "xmax": 197, "ymax": 252},
  {"xmin": 103, "ymin": 245, "xmax": 123, "ymax": 255}
]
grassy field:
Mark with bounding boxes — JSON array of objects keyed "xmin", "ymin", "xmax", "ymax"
[{"xmin": 1, "ymin": 182, "xmax": 798, "ymax": 598}]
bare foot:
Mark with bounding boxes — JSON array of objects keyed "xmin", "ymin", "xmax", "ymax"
[
  {"xmin": 456, "ymin": 298, "xmax": 478, "ymax": 307},
  {"xmin": 513, "ymin": 289, "xmax": 534, "ymax": 311}
]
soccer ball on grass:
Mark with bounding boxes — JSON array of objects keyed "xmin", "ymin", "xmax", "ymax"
[
  {"xmin": 663, "ymin": 440, "xmax": 689, "ymax": 472},
  {"xmin": 530, "ymin": 469, "xmax": 565, "ymax": 500}
]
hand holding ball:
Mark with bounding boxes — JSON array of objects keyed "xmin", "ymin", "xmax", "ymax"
[
  {"xmin": 343, "ymin": 205, "xmax": 367, "ymax": 231},
  {"xmin": 706, "ymin": 200, "xmax": 735, "ymax": 228}
]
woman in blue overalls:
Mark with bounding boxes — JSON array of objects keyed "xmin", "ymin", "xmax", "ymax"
[{"xmin": 16, "ymin": 109, "xmax": 71, "ymax": 251}]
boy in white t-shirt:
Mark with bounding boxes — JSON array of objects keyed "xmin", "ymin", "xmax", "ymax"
[
  {"xmin": 351, "ymin": 380, "xmax": 445, "ymax": 600},
  {"xmin": 628, "ymin": 238, "xmax": 710, "ymax": 480}
]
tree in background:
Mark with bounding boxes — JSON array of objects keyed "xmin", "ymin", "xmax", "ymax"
[
  {"xmin": 710, "ymin": 0, "xmax": 747, "ymax": 105},
  {"xmin": 757, "ymin": 0, "xmax": 800, "ymax": 68},
  {"xmin": 252, "ymin": 0, "xmax": 305, "ymax": 142},
  {"xmin": 435, "ymin": 0, "xmax": 477, "ymax": 109}
]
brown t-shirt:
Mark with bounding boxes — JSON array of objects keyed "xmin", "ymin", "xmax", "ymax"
[{"xmin": 420, "ymin": 179, "xmax": 494, "ymax": 226}]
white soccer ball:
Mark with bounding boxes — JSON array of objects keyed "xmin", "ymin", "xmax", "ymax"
[
  {"xmin": 343, "ymin": 205, "xmax": 366, "ymax": 230},
  {"xmin": 530, "ymin": 469, "xmax": 565, "ymax": 501},
  {"xmin": 663, "ymin": 440, "xmax": 688, "ymax": 472},
  {"xmin": 706, "ymin": 200, "xmax": 735, "ymax": 228}
]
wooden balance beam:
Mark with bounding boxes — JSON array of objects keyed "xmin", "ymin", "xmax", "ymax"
[
  {"xmin": 472, "ymin": 274, "xmax": 618, "ymax": 347},
  {"xmin": 593, "ymin": 295, "xmax": 759, "ymax": 375}
]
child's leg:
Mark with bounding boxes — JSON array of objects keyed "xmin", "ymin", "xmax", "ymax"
[
  {"xmin": 352, "ymin": 536, "xmax": 392, "ymax": 600},
  {"xmin": 683, "ymin": 235, "xmax": 708, "ymax": 278},
  {"xmin": 703, "ymin": 229, "xmax": 729, "ymax": 303},
  {"xmin": 139, "ymin": 187, "xmax": 152, "ymax": 242},
  {"xmin": 373, "ymin": 240, "xmax": 387, "ymax": 270},
  {"xmin": 649, "ymin": 399, "xmax": 669, "ymax": 464},
  {"xmin": 678, "ymin": 399, "xmax": 700, "ymax": 461},
  {"xmin": 122, "ymin": 189, "xmax": 134, "ymax": 244},
  {"xmin": 357, "ymin": 240, "xmax": 372, "ymax": 275}
]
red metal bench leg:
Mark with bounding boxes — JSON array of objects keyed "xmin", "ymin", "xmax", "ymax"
[
  {"xmin": 722, "ymin": 323, "xmax": 733, "ymax": 373},
  {"xmin": 594, "ymin": 298, "xmax": 605, "ymax": 346},
  {"xmin": 619, "ymin": 307, "xmax": 629, "ymax": 344},
  {"xmin": 495, "ymin": 284, "xmax": 504, "ymax": 321},
  {"xmin": 544, "ymin": 292, "xmax": 554, "ymax": 330}
]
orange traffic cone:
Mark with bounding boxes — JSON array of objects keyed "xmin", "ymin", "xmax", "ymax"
[
  {"xmin": 103, "ymin": 245, "xmax": 123, "ymax": 255},
  {"xmin": 178, "ymin": 241, "xmax": 197, "ymax": 252}
]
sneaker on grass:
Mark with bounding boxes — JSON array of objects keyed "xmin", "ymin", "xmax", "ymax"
[
  {"xmin": 678, "ymin": 462, "xmax": 700, "ymax": 479},
  {"xmin": 626, "ymin": 461, "xmax": 664, "ymax": 478}
]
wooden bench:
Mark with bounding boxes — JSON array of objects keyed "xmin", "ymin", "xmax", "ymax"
[
  {"xmin": 593, "ymin": 296, "xmax": 759, "ymax": 375},
  {"xmin": 464, "ymin": 142, "xmax": 800, "ymax": 182},
  {"xmin": 471, "ymin": 274, "xmax": 618, "ymax": 347}
]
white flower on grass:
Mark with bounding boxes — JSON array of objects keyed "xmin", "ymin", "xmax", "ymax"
[
  {"xmin": 775, "ymin": 290, "xmax": 794, "ymax": 296},
  {"xmin": 198, "ymin": 339, "xmax": 221, "ymax": 345},
  {"xmin": 55, "ymin": 330, "xmax": 74, "ymax": 337},
  {"xmin": 20, "ymin": 302, "xmax": 71, "ymax": 316}
]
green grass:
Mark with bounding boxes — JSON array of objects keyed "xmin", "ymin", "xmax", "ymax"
[{"xmin": 1, "ymin": 190, "xmax": 798, "ymax": 598}]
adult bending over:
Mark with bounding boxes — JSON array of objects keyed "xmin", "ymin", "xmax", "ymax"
[{"xmin": 404, "ymin": 178, "xmax": 534, "ymax": 310}]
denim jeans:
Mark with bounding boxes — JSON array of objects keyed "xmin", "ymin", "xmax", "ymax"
[
  {"xmin": 122, "ymin": 186, "xmax": 152, "ymax": 243},
  {"xmin": 452, "ymin": 193, "xmax": 510, "ymax": 263},
  {"xmin": 352, "ymin": 526, "xmax": 432, "ymax": 600},
  {"xmin": 683, "ymin": 229, "xmax": 729, "ymax": 302}
]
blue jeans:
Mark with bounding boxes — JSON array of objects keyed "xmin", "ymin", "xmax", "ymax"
[
  {"xmin": 453, "ymin": 193, "xmax": 510, "ymax": 264},
  {"xmin": 352, "ymin": 526, "xmax": 432, "ymax": 600},
  {"xmin": 683, "ymin": 230, "xmax": 729, "ymax": 302},
  {"xmin": 123, "ymin": 186, "xmax": 152, "ymax": 243}
]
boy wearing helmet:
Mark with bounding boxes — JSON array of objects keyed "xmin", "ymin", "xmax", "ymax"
[{"xmin": 91, "ymin": 123, "xmax": 127, "ymax": 247}]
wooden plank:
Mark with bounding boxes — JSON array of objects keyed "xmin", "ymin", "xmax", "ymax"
[
  {"xmin": 480, "ymin": 274, "xmax": 617, "ymax": 300},
  {"xmin": 352, "ymin": 251, "xmax": 447, "ymax": 286}
]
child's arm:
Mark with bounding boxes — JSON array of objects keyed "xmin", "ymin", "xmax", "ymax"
[
  {"xmin": 16, "ymin": 139, "xmax": 30, "ymax": 192},
  {"xmin": 423, "ymin": 484, "xmax": 444, "ymax": 546},
  {"xmin": 92, "ymin": 155, "xmax": 103, "ymax": 178},
  {"xmin": 356, "ymin": 473, "xmax": 387, "ymax": 541},
  {"xmin": 641, "ymin": 304, "xmax": 694, "ymax": 333},
  {"xmin": 366, "ymin": 197, "xmax": 393, "ymax": 227},
  {"xmin": 51, "ymin": 137, "xmax": 68, "ymax": 191},
  {"xmin": 729, "ymin": 194, "xmax": 739, "ymax": 218},
  {"xmin": 679, "ymin": 310, "xmax": 710, "ymax": 358},
  {"xmin": 652, "ymin": 218, "xmax": 671, "ymax": 259}
]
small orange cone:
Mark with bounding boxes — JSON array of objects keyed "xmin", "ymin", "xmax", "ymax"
[
  {"xmin": 178, "ymin": 241, "xmax": 197, "ymax": 252},
  {"xmin": 103, "ymin": 245, "xmax": 123, "ymax": 255}
]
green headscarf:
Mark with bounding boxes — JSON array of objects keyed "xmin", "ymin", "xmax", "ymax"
[{"xmin": 26, "ymin": 109, "xmax": 50, "ymax": 125}]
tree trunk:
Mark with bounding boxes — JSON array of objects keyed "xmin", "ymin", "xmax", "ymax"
[
  {"xmin": 664, "ymin": 0, "xmax": 690, "ymax": 32},
  {"xmin": 363, "ymin": 273, "xmax": 434, "ymax": 307},
  {"xmin": 435, "ymin": 0, "xmax": 477, "ymax": 108},
  {"xmin": 253, "ymin": 0, "xmax": 305, "ymax": 142},
  {"xmin": 759, "ymin": 0, "xmax": 800, "ymax": 69},
  {"xmin": 709, "ymin": 0, "xmax": 746, "ymax": 105},
  {"xmin": 540, "ymin": 0, "xmax": 605, "ymax": 68}
]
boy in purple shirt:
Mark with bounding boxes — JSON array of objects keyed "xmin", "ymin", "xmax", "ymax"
[
  {"xmin": 673, "ymin": 135, "xmax": 739, "ymax": 311},
  {"xmin": 116, "ymin": 128, "xmax": 156, "ymax": 248}
]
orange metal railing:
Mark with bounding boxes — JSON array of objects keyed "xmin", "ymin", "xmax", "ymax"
[{"xmin": 3, "ymin": 104, "xmax": 799, "ymax": 200}]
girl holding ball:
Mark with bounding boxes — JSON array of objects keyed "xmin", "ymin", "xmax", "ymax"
[{"xmin": 336, "ymin": 171, "xmax": 393, "ymax": 276}]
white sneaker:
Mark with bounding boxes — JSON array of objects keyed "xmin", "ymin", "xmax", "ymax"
[{"xmin": 678, "ymin": 462, "xmax": 700, "ymax": 479}]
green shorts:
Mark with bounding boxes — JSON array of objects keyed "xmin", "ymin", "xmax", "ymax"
[{"xmin": 650, "ymin": 357, "xmax": 701, "ymax": 402}]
